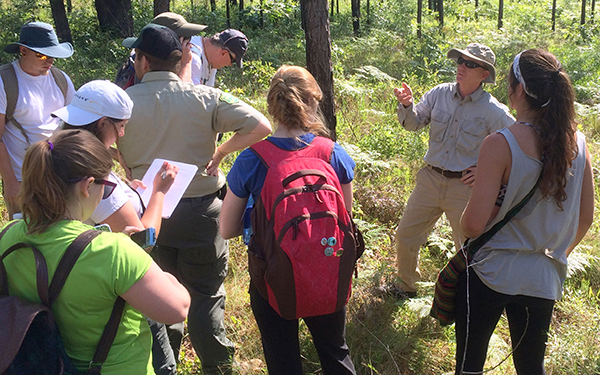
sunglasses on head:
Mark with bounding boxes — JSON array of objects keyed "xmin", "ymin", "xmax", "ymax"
[
  {"xmin": 69, "ymin": 177, "xmax": 117, "ymax": 200},
  {"xmin": 457, "ymin": 56, "xmax": 485, "ymax": 69},
  {"xmin": 35, "ymin": 52, "xmax": 50, "ymax": 60}
]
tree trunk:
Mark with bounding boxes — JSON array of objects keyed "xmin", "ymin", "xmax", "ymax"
[
  {"xmin": 210, "ymin": 0, "xmax": 216, "ymax": 11},
  {"xmin": 226, "ymin": 0, "xmax": 231, "ymax": 27},
  {"xmin": 438, "ymin": 0, "xmax": 443, "ymax": 26},
  {"xmin": 366, "ymin": 0, "xmax": 370, "ymax": 25},
  {"xmin": 331, "ymin": 0, "xmax": 334, "ymax": 16},
  {"xmin": 581, "ymin": 0, "xmax": 587, "ymax": 24},
  {"xmin": 260, "ymin": 0, "xmax": 264, "ymax": 27},
  {"xmin": 301, "ymin": 0, "xmax": 337, "ymax": 139},
  {"xmin": 239, "ymin": 0, "xmax": 244, "ymax": 12},
  {"xmin": 154, "ymin": 0, "xmax": 170, "ymax": 16},
  {"xmin": 351, "ymin": 0, "xmax": 360, "ymax": 36},
  {"xmin": 498, "ymin": 0, "xmax": 503, "ymax": 28},
  {"xmin": 49, "ymin": 0, "xmax": 72, "ymax": 42},
  {"xmin": 592, "ymin": 0, "xmax": 595, "ymax": 23},
  {"xmin": 552, "ymin": 0, "xmax": 557, "ymax": 30},
  {"xmin": 417, "ymin": 0, "xmax": 422, "ymax": 38},
  {"xmin": 95, "ymin": 0, "xmax": 134, "ymax": 37}
]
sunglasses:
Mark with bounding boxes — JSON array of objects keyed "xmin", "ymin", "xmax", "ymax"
[
  {"xmin": 457, "ymin": 56, "xmax": 485, "ymax": 69},
  {"xmin": 69, "ymin": 177, "xmax": 117, "ymax": 200},
  {"xmin": 225, "ymin": 49, "xmax": 236, "ymax": 65},
  {"xmin": 35, "ymin": 52, "xmax": 51, "ymax": 61}
]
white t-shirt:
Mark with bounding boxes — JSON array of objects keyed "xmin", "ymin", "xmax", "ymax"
[
  {"xmin": 0, "ymin": 60, "xmax": 75, "ymax": 180},
  {"xmin": 190, "ymin": 36, "xmax": 217, "ymax": 87},
  {"xmin": 88, "ymin": 171, "xmax": 144, "ymax": 224}
]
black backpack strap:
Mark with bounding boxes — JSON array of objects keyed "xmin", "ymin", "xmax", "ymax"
[
  {"xmin": 0, "ymin": 221, "xmax": 30, "ymax": 296},
  {"xmin": 49, "ymin": 66, "xmax": 68, "ymax": 102},
  {"xmin": 0, "ymin": 64, "xmax": 30, "ymax": 144},
  {"xmin": 48, "ymin": 229, "xmax": 101, "ymax": 307},
  {"xmin": 88, "ymin": 297, "xmax": 126, "ymax": 374}
]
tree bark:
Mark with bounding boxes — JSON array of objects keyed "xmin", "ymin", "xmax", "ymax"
[
  {"xmin": 552, "ymin": 0, "xmax": 557, "ymax": 30},
  {"xmin": 498, "ymin": 0, "xmax": 503, "ymax": 28},
  {"xmin": 417, "ymin": 0, "xmax": 422, "ymax": 38},
  {"xmin": 154, "ymin": 0, "xmax": 170, "ymax": 16},
  {"xmin": 301, "ymin": 0, "xmax": 337, "ymax": 139},
  {"xmin": 49, "ymin": 0, "xmax": 72, "ymax": 42},
  {"xmin": 438, "ymin": 0, "xmax": 443, "ymax": 26},
  {"xmin": 582, "ymin": 0, "xmax": 587, "ymax": 24},
  {"xmin": 226, "ymin": 0, "xmax": 231, "ymax": 28},
  {"xmin": 94, "ymin": 0, "xmax": 134, "ymax": 37},
  {"xmin": 351, "ymin": 0, "xmax": 360, "ymax": 36}
]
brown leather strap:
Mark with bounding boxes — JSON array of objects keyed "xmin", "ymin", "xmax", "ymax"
[
  {"xmin": 1, "ymin": 242, "xmax": 49, "ymax": 305},
  {"xmin": 429, "ymin": 165, "xmax": 463, "ymax": 178},
  {"xmin": 48, "ymin": 230, "xmax": 101, "ymax": 307},
  {"xmin": 88, "ymin": 297, "xmax": 126, "ymax": 374}
]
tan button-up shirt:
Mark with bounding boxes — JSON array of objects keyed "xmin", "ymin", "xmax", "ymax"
[
  {"xmin": 121, "ymin": 71, "xmax": 267, "ymax": 198},
  {"xmin": 397, "ymin": 82, "xmax": 514, "ymax": 171}
]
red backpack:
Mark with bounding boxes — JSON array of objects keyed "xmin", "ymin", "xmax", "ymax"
[{"xmin": 248, "ymin": 136, "xmax": 363, "ymax": 319}]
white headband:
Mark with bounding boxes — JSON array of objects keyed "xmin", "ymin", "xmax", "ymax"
[{"xmin": 512, "ymin": 52, "xmax": 551, "ymax": 107}]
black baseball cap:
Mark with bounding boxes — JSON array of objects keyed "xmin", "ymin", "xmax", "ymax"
[
  {"xmin": 122, "ymin": 24, "xmax": 182, "ymax": 60},
  {"xmin": 219, "ymin": 29, "xmax": 248, "ymax": 68}
]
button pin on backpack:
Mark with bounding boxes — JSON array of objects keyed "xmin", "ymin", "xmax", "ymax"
[
  {"xmin": 321, "ymin": 238, "xmax": 328, "ymax": 246},
  {"xmin": 327, "ymin": 237, "xmax": 337, "ymax": 246},
  {"xmin": 324, "ymin": 247, "xmax": 334, "ymax": 257},
  {"xmin": 336, "ymin": 249, "xmax": 344, "ymax": 257}
]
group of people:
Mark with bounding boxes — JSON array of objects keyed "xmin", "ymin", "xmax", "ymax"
[{"xmin": 0, "ymin": 15, "xmax": 594, "ymax": 375}]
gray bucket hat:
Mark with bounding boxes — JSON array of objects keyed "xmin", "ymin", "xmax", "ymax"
[
  {"xmin": 4, "ymin": 22, "xmax": 73, "ymax": 59},
  {"xmin": 447, "ymin": 43, "xmax": 496, "ymax": 84}
]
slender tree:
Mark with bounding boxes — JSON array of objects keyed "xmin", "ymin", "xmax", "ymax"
[
  {"xmin": 210, "ymin": 0, "xmax": 216, "ymax": 11},
  {"xmin": 417, "ymin": 0, "xmax": 422, "ymax": 37},
  {"xmin": 154, "ymin": 0, "xmax": 170, "ymax": 16},
  {"xmin": 95, "ymin": 0, "xmax": 134, "ymax": 37},
  {"xmin": 49, "ymin": 0, "xmax": 72, "ymax": 42},
  {"xmin": 351, "ymin": 0, "xmax": 360, "ymax": 36},
  {"xmin": 582, "ymin": 0, "xmax": 587, "ymax": 24},
  {"xmin": 300, "ymin": 0, "xmax": 337, "ymax": 138},
  {"xmin": 552, "ymin": 0, "xmax": 557, "ymax": 30},
  {"xmin": 498, "ymin": 0, "xmax": 503, "ymax": 28}
]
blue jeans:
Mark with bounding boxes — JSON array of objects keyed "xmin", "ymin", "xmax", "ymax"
[{"xmin": 154, "ymin": 194, "xmax": 235, "ymax": 375}]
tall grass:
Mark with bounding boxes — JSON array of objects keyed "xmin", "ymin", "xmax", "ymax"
[{"xmin": 1, "ymin": 0, "xmax": 600, "ymax": 373}]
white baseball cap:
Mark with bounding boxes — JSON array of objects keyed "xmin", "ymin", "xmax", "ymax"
[{"xmin": 52, "ymin": 80, "xmax": 133, "ymax": 126}]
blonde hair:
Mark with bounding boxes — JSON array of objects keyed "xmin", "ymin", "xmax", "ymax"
[
  {"xmin": 19, "ymin": 130, "xmax": 113, "ymax": 234},
  {"xmin": 267, "ymin": 65, "xmax": 331, "ymax": 138}
]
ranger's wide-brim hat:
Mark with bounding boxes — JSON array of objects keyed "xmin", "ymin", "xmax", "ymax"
[
  {"xmin": 447, "ymin": 43, "xmax": 496, "ymax": 84},
  {"xmin": 4, "ymin": 22, "xmax": 73, "ymax": 59}
]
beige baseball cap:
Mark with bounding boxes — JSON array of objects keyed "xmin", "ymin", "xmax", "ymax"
[
  {"xmin": 151, "ymin": 12, "xmax": 207, "ymax": 38},
  {"xmin": 447, "ymin": 43, "xmax": 496, "ymax": 84}
]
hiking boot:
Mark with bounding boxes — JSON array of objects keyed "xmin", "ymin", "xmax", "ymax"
[{"xmin": 373, "ymin": 283, "xmax": 417, "ymax": 300}]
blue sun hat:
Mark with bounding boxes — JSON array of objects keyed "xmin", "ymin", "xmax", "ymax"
[{"xmin": 4, "ymin": 22, "xmax": 73, "ymax": 59}]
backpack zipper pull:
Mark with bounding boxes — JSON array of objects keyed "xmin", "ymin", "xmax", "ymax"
[{"xmin": 314, "ymin": 190, "xmax": 323, "ymax": 203}]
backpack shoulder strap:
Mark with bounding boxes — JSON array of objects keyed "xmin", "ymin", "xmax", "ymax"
[
  {"xmin": 0, "ymin": 221, "xmax": 26, "ymax": 296},
  {"xmin": 0, "ymin": 64, "xmax": 31, "ymax": 144},
  {"xmin": 250, "ymin": 136, "xmax": 335, "ymax": 168},
  {"xmin": 88, "ymin": 297, "xmax": 126, "ymax": 374},
  {"xmin": 306, "ymin": 136, "xmax": 334, "ymax": 163},
  {"xmin": 48, "ymin": 229, "xmax": 101, "ymax": 307},
  {"xmin": 49, "ymin": 66, "xmax": 68, "ymax": 102}
]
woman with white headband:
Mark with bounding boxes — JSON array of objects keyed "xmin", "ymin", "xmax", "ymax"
[{"xmin": 455, "ymin": 49, "xmax": 594, "ymax": 374}]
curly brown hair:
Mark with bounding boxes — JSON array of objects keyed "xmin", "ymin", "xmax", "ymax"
[{"xmin": 509, "ymin": 49, "xmax": 578, "ymax": 208}]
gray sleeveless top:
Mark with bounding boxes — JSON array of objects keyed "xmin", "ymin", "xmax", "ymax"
[{"xmin": 472, "ymin": 128, "xmax": 587, "ymax": 300}]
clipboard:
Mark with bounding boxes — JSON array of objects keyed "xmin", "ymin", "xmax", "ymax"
[{"xmin": 135, "ymin": 159, "xmax": 198, "ymax": 218}]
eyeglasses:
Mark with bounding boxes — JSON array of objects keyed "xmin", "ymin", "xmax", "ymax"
[
  {"xmin": 68, "ymin": 177, "xmax": 117, "ymax": 200},
  {"xmin": 35, "ymin": 52, "xmax": 50, "ymax": 61},
  {"xmin": 94, "ymin": 179, "xmax": 117, "ymax": 199},
  {"xmin": 225, "ymin": 49, "xmax": 236, "ymax": 65},
  {"xmin": 457, "ymin": 56, "xmax": 485, "ymax": 70}
]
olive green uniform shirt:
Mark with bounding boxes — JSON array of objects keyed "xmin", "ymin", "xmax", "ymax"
[{"xmin": 121, "ymin": 71, "xmax": 267, "ymax": 198}]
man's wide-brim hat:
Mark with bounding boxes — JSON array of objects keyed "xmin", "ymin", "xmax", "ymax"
[
  {"xmin": 447, "ymin": 43, "xmax": 496, "ymax": 84},
  {"xmin": 151, "ymin": 12, "xmax": 207, "ymax": 38},
  {"xmin": 4, "ymin": 22, "xmax": 73, "ymax": 59}
]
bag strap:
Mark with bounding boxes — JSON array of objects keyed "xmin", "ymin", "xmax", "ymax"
[
  {"xmin": 48, "ymin": 230, "xmax": 100, "ymax": 306},
  {"xmin": 465, "ymin": 169, "xmax": 544, "ymax": 256},
  {"xmin": 250, "ymin": 136, "xmax": 334, "ymax": 169},
  {"xmin": 88, "ymin": 297, "xmax": 126, "ymax": 374},
  {"xmin": 50, "ymin": 66, "xmax": 69, "ymax": 101},
  {"xmin": 0, "ymin": 64, "xmax": 68, "ymax": 145}
]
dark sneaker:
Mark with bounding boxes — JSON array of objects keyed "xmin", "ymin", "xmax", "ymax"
[{"xmin": 373, "ymin": 283, "xmax": 417, "ymax": 300}]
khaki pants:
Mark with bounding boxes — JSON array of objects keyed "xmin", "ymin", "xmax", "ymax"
[{"xmin": 395, "ymin": 166, "xmax": 471, "ymax": 292}]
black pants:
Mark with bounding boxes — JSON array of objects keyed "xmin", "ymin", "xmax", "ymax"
[
  {"xmin": 455, "ymin": 270, "xmax": 555, "ymax": 375},
  {"xmin": 249, "ymin": 285, "xmax": 356, "ymax": 375}
]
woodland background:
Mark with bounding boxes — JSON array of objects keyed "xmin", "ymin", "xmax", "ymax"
[{"xmin": 1, "ymin": 0, "xmax": 600, "ymax": 373}]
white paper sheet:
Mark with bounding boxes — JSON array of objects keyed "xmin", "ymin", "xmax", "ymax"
[{"xmin": 135, "ymin": 159, "xmax": 198, "ymax": 219}]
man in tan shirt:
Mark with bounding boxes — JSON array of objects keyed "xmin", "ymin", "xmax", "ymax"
[
  {"xmin": 119, "ymin": 24, "xmax": 271, "ymax": 375},
  {"xmin": 389, "ymin": 43, "xmax": 514, "ymax": 298}
]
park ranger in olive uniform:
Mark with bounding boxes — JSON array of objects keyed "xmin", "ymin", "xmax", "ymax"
[{"xmin": 118, "ymin": 24, "xmax": 272, "ymax": 375}]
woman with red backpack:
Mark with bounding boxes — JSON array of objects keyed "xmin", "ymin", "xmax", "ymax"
[{"xmin": 220, "ymin": 65, "xmax": 357, "ymax": 374}]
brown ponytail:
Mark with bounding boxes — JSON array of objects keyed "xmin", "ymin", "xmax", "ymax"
[
  {"xmin": 509, "ymin": 49, "xmax": 578, "ymax": 208},
  {"xmin": 267, "ymin": 65, "xmax": 331, "ymax": 138},
  {"xmin": 18, "ymin": 129, "xmax": 113, "ymax": 234}
]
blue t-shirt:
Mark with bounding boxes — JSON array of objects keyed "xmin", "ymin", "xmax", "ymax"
[{"xmin": 227, "ymin": 133, "xmax": 355, "ymax": 202}]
